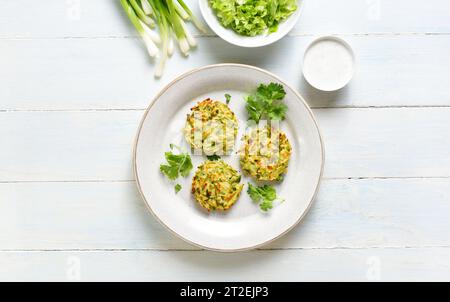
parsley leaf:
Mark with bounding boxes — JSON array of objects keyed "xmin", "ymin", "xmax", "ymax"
[
  {"xmin": 247, "ymin": 183, "xmax": 279, "ymax": 212},
  {"xmin": 160, "ymin": 145, "xmax": 193, "ymax": 181},
  {"xmin": 174, "ymin": 184, "xmax": 182, "ymax": 194},
  {"xmin": 260, "ymin": 199, "xmax": 274, "ymax": 212},
  {"xmin": 257, "ymin": 83, "xmax": 286, "ymax": 101},
  {"xmin": 225, "ymin": 93, "xmax": 231, "ymax": 104},
  {"xmin": 207, "ymin": 154, "xmax": 221, "ymax": 161},
  {"xmin": 160, "ymin": 164, "xmax": 178, "ymax": 180},
  {"xmin": 245, "ymin": 82, "xmax": 287, "ymax": 123}
]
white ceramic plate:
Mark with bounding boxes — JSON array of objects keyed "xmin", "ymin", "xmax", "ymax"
[
  {"xmin": 134, "ymin": 64, "xmax": 324, "ymax": 251},
  {"xmin": 199, "ymin": 0, "xmax": 304, "ymax": 47}
]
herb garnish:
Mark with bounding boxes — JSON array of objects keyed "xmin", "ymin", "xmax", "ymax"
[
  {"xmin": 247, "ymin": 183, "xmax": 282, "ymax": 212},
  {"xmin": 225, "ymin": 93, "xmax": 231, "ymax": 104},
  {"xmin": 174, "ymin": 184, "xmax": 182, "ymax": 194},
  {"xmin": 245, "ymin": 83, "xmax": 287, "ymax": 123},
  {"xmin": 160, "ymin": 144, "xmax": 193, "ymax": 187},
  {"xmin": 207, "ymin": 154, "xmax": 221, "ymax": 161}
]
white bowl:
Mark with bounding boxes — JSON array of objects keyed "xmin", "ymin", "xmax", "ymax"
[
  {"xmin": 302, "ymin": 36, "xmax": 355, "ymax": 91},
  {"xmin": 199, "ymin": 0, "xmax": 304, "ymax": 48}
]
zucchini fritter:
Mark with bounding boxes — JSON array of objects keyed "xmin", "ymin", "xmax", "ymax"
[
  {"xmin": 192, "ymin": 160, "xmax": 244, "ymax": 211},
  {"xmin": 239, "ymin": 125, "xmax": 292, "ymax": 181}
]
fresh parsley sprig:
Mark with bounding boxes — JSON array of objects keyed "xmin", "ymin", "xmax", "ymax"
[
  {"xmin": 247, "ymin": 183, "xmax": 283, "ymax": 212},
  {"xmin": 245, "ymin": 83, "xmax": 288, "ymax": 123},
  {"xmin": 160, "ymin": 144, "xmax": 193, "ymax": 193}
]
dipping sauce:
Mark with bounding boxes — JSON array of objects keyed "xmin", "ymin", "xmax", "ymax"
[{"xmin": 303, "ymin": 37, "xmax": 355, "ymax": 91}]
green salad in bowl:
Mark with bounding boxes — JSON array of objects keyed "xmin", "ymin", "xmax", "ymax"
[
  {"xmin": 199, "ymin": 0, "xmax": 302, "ymax": 47},
  {"xmin": 209, "ymin": 0, "xmax": 298, "ymax": 36}
]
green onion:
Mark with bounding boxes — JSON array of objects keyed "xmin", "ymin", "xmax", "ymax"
[
  {"xmin": 151, "ymin": 0, "xmax": 170, "ymax": 78},
  {"xmin": 174, "ymin": 2, "xmax": 189, "ymax": 20},
  {"xmin": 139, "ymin": 19, "xmax": 161, "ymax": 45},
  {"xmin": 167, "ymin": 33, "xmax": 175, "ymax": 57},
  {"xmin": 180, "ymin": 18, "xmax": 196, "ymax": 47},
  {"xmin": 165, "ymin": 0, "xmax": 189, "ymax": 56},
  {"xmin": 120, "ymin": 0, "xmax": 158, "ymax": 58},
  {"xmin": 120, "ymin": 0, "xmax": 207, "ymax": 78},
  {"xmin": 177, "ymin": 0, "xmax": 207, "ymax": 33},
  {"xmin": 140, "ymin": 0, "xmax": 154, "ymax": 16},
  {"xmin": 129, "ymin": 0, "xmax": 155, "ymax": 27}
]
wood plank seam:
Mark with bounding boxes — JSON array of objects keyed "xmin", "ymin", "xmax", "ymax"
[
  {"xmin": 1, "ymin": 245, "xmax": 450, "ymax": 252},
  {"xmin": 1, "ymin": 32, "xmax": 450, "ymax": 40},
  {"xmin": 3, "ymin": 176, "xmax": 450, "ymax": 184},
  {"xmin": 4, "ymin": 105, "xmax": 450, "ymax": 113}
]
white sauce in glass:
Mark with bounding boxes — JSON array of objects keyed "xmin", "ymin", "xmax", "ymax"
[{"xmin": 303, "ymin": 37, "xmax": 354, "ymax": 91}]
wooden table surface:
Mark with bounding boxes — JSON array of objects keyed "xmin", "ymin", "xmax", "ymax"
[{"xmin": 1, "ymin": 0, "xmax": 450, "ymax": 281}]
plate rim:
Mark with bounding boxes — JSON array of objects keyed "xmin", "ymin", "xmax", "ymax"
[{"xmin": 133, "ymin": 63, "xmax": 325, "ymax": 252}]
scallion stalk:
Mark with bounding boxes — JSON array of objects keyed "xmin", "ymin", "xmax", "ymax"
[
  {"xmin": 180, "ymin": 18, "xmax": 197, "ymax": 47},
  {"xmin": 120, "ymin": 0, "xmax": 158, "ymax": 58},
  {"xmin": 151, "ymin": 0, "xmax": 170, "ymax": 78},
  {"xmin": 120, "ymin": 0, "xmax": 207, "ymax": 77},
  {"xmin": 165, "ymin": 0, "xmax": 189, "ymax": 56},
  {"xmin": 140, "ymin": 0, "xmax": 154, "ymax": 16},
  {"xmin": 174, "ymin": 2, "xmax": 189, "ymax": 20},
  {"xmin": 177, "ymin": 0, "xmax": 207, "ymax": 33},
  {"xmin": 167, "ymin": 34, "xmax": 175, "ymax": 57},
  {"xmin": 139, "ymin": 19, "xmax": 161, "ymax": 45},
  {"xmin": 129, "ymin": 0, "xmax": 155, "ymax": 27}
]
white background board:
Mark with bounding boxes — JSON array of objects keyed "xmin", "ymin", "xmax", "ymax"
[{"xmin": 0, "ymin": 0, "xmax": 449, "ymax": 281}]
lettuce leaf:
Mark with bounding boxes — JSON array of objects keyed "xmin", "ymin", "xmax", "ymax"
[{"xmin": 209, "ymin": 0, "xmax": 298, "ymax": 36}]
